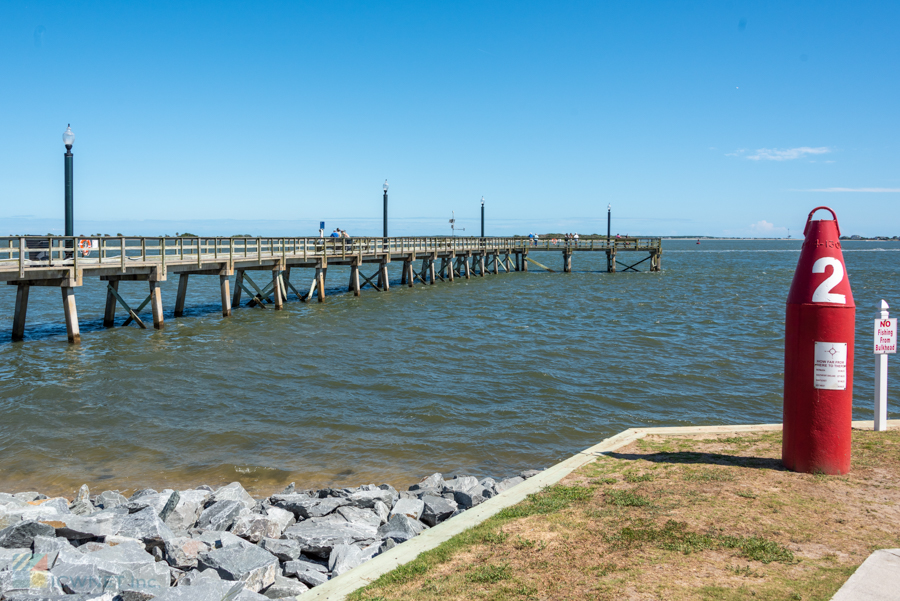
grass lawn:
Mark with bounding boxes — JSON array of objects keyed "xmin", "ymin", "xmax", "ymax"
[{"xmin": 349, "ymin": 427, "xmax": 900, "ymax": 600}]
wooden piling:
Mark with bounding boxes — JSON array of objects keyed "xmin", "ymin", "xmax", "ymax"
[
  {"xmin": 464, "ymin": 255, "xmax": 471, "ymax": 279},
  {"xmin": 350, "ymin": 263, "xmax": 361, "ymax": 296},
  {"xmin": 12, "ymin": 283, "xmax": 29, "ymax": 341},
  {"xmin": 493, "ymin": 253, "xmax": 499, "ymax": 274},
  {"xmin": 103, "ymin": 280, "xmax": 119, "ymax": 327},
  {"xmin": 174, "ymin": 274, "xmax": 189, "ymax": 317},
  {"xmin": 316, "ymin": 267, "xmax": 326, "ymax": 303},
  {"xmin": 61, "ymin": 286, "xmax": 81, "ymax": 344},
  {"xmin": 233, "ymin": 270, "xmax": 244, "ymax": 307},
  {"xmin": 429, "ymin": 257, "xmax": 436, "ymax": 284},
  {"xmin": 149, "ymin": 281, "xmax": 164, "ymax": 330},
  {"xmin": 563, "ymin": 251, "xmax": 572, "ymax": 273},
  {"xmin": 220, "ymin": 275, "xmax": 232, "ymax": 317},
  {"xmin": 272, "ymin": 269, "xmax": 284, "ymax": 310},
  {"xmin": 380, "ymin": 260, "xmax": 390, "ymax": 291}
]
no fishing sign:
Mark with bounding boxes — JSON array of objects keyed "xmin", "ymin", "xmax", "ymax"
[{"xmin": 874, "ymin": 318, "xmax": 897, "ymax": 354}]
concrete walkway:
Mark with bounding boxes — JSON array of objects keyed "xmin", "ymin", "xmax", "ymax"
[{"xmin": 831, "ymin": 549, "xmax": 900, "ymax": 600}]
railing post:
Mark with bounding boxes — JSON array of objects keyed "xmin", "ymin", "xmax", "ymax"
[
  {"xmin": 120, "ymin": 237, "xmax": 126, "ymax": 273},
  {"xmin": 18, "ymin": 237, "xmax": 24, "ymax": 278}
]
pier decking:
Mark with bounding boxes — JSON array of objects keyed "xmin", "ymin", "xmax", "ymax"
[{"xmin": 1, "ymin": 235, "xmax": 661, "ymax": 343}]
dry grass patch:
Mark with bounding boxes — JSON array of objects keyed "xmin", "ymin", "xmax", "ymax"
[{"xmin": 350, "ymin": 428, "xmax": 900, "ymax": 601}]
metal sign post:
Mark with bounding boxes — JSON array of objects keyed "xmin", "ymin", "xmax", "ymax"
[{"xmin": 874, "ymin": 300, "xmax": 897, "ymax": 432}]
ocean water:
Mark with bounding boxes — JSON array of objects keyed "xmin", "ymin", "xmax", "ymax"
[{"xmin": 0, "ymin": 239, "xmax": 897, "ymax": 496}]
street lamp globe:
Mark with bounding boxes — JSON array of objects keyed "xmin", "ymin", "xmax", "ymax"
[
  {"xmin": 383, "ymin": 180, "xmax": 389, "ymax": 192},
  {"xmin": 63, "ymin": 124, "xmax": 75, "ymax": 150},
  {"xmin": 481, "ymin": 196, "xmax": 484, "ymax": 206}
]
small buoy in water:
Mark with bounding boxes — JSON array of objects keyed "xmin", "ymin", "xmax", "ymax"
[{"xmin": 696, "ymin": 239, "xmax": 700, "ymax": 244}]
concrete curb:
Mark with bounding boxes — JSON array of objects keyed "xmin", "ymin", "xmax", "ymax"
[{"xmin": 300, "ymin": 420, "xmax": 899, "ymax": 600}]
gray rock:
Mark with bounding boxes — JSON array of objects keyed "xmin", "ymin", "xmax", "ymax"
[
  {"xmin": 280, "ymin": 483, "xmax": 295, "ymax": 495},
  {"xmin": 69, "ymin": 501, "xmax": 95, "ymax": 517},
  {"xmin": 164, "ymin": 537, "xmax": 211, "ymax": 570},
  {"xmin": 478, "ymin": 478, "xmax": 498, "ymax": 492},
  {"xmin": 271, "ymin": 497, "xmax": 348, "ymax": 520},
  {"xmin": 33, "ymin": 535, "xmax": 77, "ymax": 568},
  {"xmin": 398, "ymin": 492, "xmax": 417, "ymax": 501},
  {"xmin": 376, "ymin": 514, "xmax": 425, "ymax": 543},
  {"xmin": 262, "ymin": 506, "xmax": 294, "ymax": 531},
  {"xmin": 152, "ymin": 579, "xmax": 267, "ymax": 601},
  {"xmin": 442, "ymin": 476, "xmax": 479, "ymax": 493},
  {"xmin": 210, "ymin": 483, "xmax": 255, "ymax": 511},
  {"xmin": 334, "ymin": 506, "xmax": 381, "ymax": 528},
  {"xmin": 409, "ymin": 473, "xmax": 444, "ymax": 491},
  {"xmin": 76, "ymin": 485, "xmax": 91, "ymax": 504},
  {"xmin": 12, "ymin": 492, "xmax": 45, "ymax": 503},
  {"xmin": 128, "ymin": 490, "xmax": 158, "ymax": 502},
  {"xmin": 231, "ymin": 511, "xmax": 289, "ymax": 544},
  {"xmin": 176, "ymin": 568, "xmax": 221, "ymax": 587},
  {"xmin": 453, "ymin": 486, "xmax": 490, "ymax": 509},
  {"xmin": 389, "ymin": 498, "xmax": 424, "ymax": 521},
  {"xmin": 421, "ymin": 496, "xmax": 458, "ymax": 527},
  {"xmin": 198, "ymin": 545, "xmax": 278, "ymax": 592},
  {"xmin": 327, "ymin": 543, "xmax": 363, "ymax": 578},
  {"xmin": 494, "ymin": 477, "xmax": 525, "ymax": 494},
  {"xmin": 50, "ymin": 513, "xmax": 125, "ymax": 541},
  {"xmin": 258, "ymin": 538, "xmax": 304, "ymax": 562},
  {"xmin": 262, "ymin": 574, "xmax": 309, "ymax": 599},
  {"xmin": 282, "ymin": 558, "xmax": 327, "ymax": 576},
  {"xmin": 344, "ymin": 489, "xmax": 394, "ymax": 509},
  {"xmin": 377, "ymin": 484, "xmax": 400, "ymax": 505},
  {"xmin": 190, "ymin": 530, "xmax": 253, "ymax": 551},
  {"xmin": 158, "ymin": 491, "xmax": 180, "ymax": 523},
  {"xmin": 0, "ymin": 567, "xmax": 64, "ymax": 596},
  {"xmin": 163, "ymin": 490, "xmax": 210, "ymax": 532},
  {"xmin": 0, "ymin": 521, "xmax": 57, "ymax": 549},
  {"xmin": 410, "ymin": 487, "xmax": 443, "ymax": 500},
  {"xmin": 358, "ymin": 541, "xmax": 381, "ymax": 562},
  {"xmin": 378, "ymin": 538, "xmax": 397, "ymax": 554},
  {"xmin": 372, "ymin": 501, "xmax": 390, "ymax": 525},
  {"xmin": 282, "ymin": 562, "xmax": 327, "ymax": 588},
  {"xmin": 50, "ymin": 542, "xmax": 170, "ymax": 595},
  {"xmin": 196, "ymin": 500, "xmax": 243, "ymax": 532},
  {"xmin": 0, "ymin": 546, "xmax": 32, "ymax": 570},
  {"xmin": 95, "ymin": 492, "xmax": 128, "ymax": 510},
  {"xmin": 282, "ymin": 521, "xmax": 377, "ymax": 557},
  {"xmin": 519, "ymin": 469, "xmax": 542, "ymax": 479},
  {"xmin": 116, "ymin": 506, "xmax": 174, "ymax": 548}
]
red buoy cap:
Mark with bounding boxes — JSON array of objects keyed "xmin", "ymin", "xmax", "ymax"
[{"xmin": 787, "ymin": 207, "xmax": 854, "ymax": 307}]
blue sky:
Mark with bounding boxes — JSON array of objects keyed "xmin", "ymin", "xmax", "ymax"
[{"xmin": 1, "ymin": 1, "xmax": 898, "ymax": 237}]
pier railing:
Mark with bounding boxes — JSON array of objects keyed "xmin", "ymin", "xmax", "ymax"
[{"xmin": 0, "ymin": 236, "xmax": 660, "ymax": 270}]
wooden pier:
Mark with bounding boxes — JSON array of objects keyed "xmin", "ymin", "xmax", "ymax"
[{"xmin": 1, "ymin": 236, "xmax": 661, "ymax": 343}]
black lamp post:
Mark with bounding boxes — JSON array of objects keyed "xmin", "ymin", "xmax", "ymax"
[
  {"xmin": 607, "ymin": 203, "xmax": 611, "ymax": 241},
  {"xmin": 480, "ymin": 196, "xmax": 485, "ymax": 238},
  {"xmin": 383, "ymin": 180, "xmax": 389, "ymax": 239},
  {"xmin": 63, "ymin": 125, "xmax": 75, "ymax": 237}
]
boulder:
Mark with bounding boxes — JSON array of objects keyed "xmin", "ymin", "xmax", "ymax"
[
  {"xmin": 209, "ymin": 483, "xmax": 255, "ymax": 511},
  {"xmin": 520, "ymin": 469, "xmax": 542, "ymax": 479},
  {"xmin": 478, "ymin": 478, "xmax": 498, "ymax": 493},
  {"xmin": 164, "ymin": 537, "xmax": 211, "ymax": 570},
  {"xmin": 271, "ymin": 497, "xmax": 348, "ymax": 520},
  {"xmin": 494, "ymin": 476, "xmax": 525, "ymax": 495},
  {"xmin": 373, "ymin": 501, "xmax": 390, "ymax": 525},
  {"xmin": 0, "ymin": 546, "xmax": 31, "ymax": 570},
  {"xmin": 197, "ymin": 545, "xmax": 278, "ymax": 592},
  {"xmin": 442, "ymin": 476, "xmax": 479, "ymax": 494},
  {"xmin": 376, "ymin": 514, "xmax": 425, "ymax": 543},
  {"xmin": 266, "ymin": 494, "xmax": 311, "ymax": 517},
  {"xmin": 409, "ymin": 487, "xmax": 443, "ymax": 500},
  {"xmin": 282, "ymin": 521, "xmax": 377, "ymax": 557},
  {"xmin": 157, "ymin": 491, "xmax": 181, "ymax": 523},
  {"xmin": 327, "ymin": 543, "xmax": 364, "ymax": 578},
  {"xmin": 262, "ymin": 574, "xmax": 309, "ymax": 598},
  {"xmin": 344, "ymin": 489, "xmax": 394, "ymax": 509},
  {"xmin": 1, "ymin": 502, "xmax": 68, "ymax": 530},
  {"xmin": 190, "ymin": 530, "xmax": 253, "ymax": 551},
  {"xmin": 163, "ymin": 490, "xmax": 210, "ymax": 532},
  {"xmin": 196, "ymin": 500, "xmax": 243, "ymax": 532},
  {"xmin": 258, "ymin": 538, "xmax": 304, "ymax": 562},
  {"xmin": 70, "ymin": 485, "xmax": 94, "ymax": 517},
  {"xmin": 421, "ymin": 496, "xmax": 458, "ymax": 527},
  {"xmin": 231, "ymin": 510, "xmax": 290, "ymax": 543},
  {"xmin": 409, "ymin": 473, "xmax": 444, "ymax": 491},
  {"xmin": 176, "ymin": 568, "xmax": 221, "ymax": 587},
  {"xmin": 0, "ymin": 567, "xmax": 64, "ymax": 596},
  {"xmin": 388, "ymin": 498, "xmax": 424, "ymax": 521},
  {"xmin": 282, "ymin": 560, "xmax": 328, "ymax": 588},
  {"xmin": 13, "ymin": 492, "xmax": 45, "ymax": 503},
  {"xmin": 151, "ymin": 579, "xmax": 267, "ymax": 601},
  {"xmin": 50, "ymin": 541, "xmax": 170, "ymax": 595},
  {"xmin": 0, "ymin": 521, "xmax": 56, "ymax": 549},
  {"xmin": 334, "ymin": 506, "xmax": 381, "ymax": 528},
  {"xmin": 49, "ymin": 513, "xmax": 125, "ymax": 541},
  {"xmin": 116, "ymin": 506, "xmax": 174, "ymax": 548},
  {"xmin": 95, "ymin": 491, "xmax": 128, "ymax": 510},
  {"xmin": 453, "ymin": 486, "xmax": 491, "ymax": 510},
  {"xmin": 32, "ymin": 535, "xmax": 77, "ymax": 569}
]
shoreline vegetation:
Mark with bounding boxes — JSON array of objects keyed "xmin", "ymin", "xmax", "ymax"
[{"xmin": 350, "ymin": 428, "xmax": 900, "ymax": 601}]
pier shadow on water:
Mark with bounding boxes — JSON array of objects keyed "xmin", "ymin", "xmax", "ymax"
[{"xmin": 604, "ymin": 451, "xmax": 786, "ymax": 471}]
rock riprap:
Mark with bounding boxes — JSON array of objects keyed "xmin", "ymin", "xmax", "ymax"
[{"xmin": 0, "ymin": 471, "xmax": 539, "ymax": 599}]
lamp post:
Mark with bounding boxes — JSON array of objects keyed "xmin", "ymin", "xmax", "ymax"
[
  {"xmin": 63, "ymin": 125, "xmax": 75, "ymax": 237},
  {"xmin": 480, "ymin": 196, "xmax": 485, "ymax": 238},
  {"xmin": 607, "ymin": 203, "xmax": 611, "ymax": 242},
  {"xmin": 383, "ymin": 180, "xmax": 389, "ymax": 239}
]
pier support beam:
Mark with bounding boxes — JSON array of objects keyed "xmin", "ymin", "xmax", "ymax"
[
  {"xmin": 522, "ymin": 252, "xmax": 529, "ymax": 272},
  {"xmin": 464, "ymin": 255, "xmax": 471, "ymax": 279},
  {"xmin": 61, "ymin": 286, "xmax": 81, "ymax": 344},
  {"xmin": 12, "ymin": 283, "xmax": 29, "ymax": 341},
  {"xmin": 405, "ymin": 259, "xmax": 414, "ymax": 287},
  {"xmin": 479, "ymin": 254, "xmax": 485, "ymax": 277},
  {"xmin": 563, "ymin": 251, "xmax": 572, "ymax": 273},
  {"xmin": 380, "ymin": 259, "xmax": 390, "ymax": 291},
  {"xmin": 429, "ymin": 257, "xmax": 436, "ymax": 284},
  {"xmin": 349, "ymin": 263, "xmax": 361, "ymax": 296},
  {"xmin": 606, "ymin": 249, "xmax": 616, "ymax": 273},
  {"xmin": 220, "ymin": 275, "xmax": 232, "ymax": 316},
  {"xmin": 104, "ymin": 281, "xmax": 118, "ymax": 327},
  {"xmin": 272, "ymin": 268, "xmax": 284, "ymax": 310},
  {"xmin": 233, "ymin": 270, "xmax": 244, "ymax": 307},
  {"xmin": 316, "ymin": 267, "xmax": 326, "ymax": 302},
  {"xmin": 174, "ymin": 274, "xmax": 189, "ymax": 317},
  {"xmin": 149, "ymin": 281, "xmax": 164, "ymax": 330},
  {"xmin": 493, "ymin": 253, "xmax": 499, "ymax": 275}
]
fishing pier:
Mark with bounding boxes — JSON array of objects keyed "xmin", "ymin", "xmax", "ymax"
[{"xmin": 1, "ymin": 235, "xmax": 661, "ymax": 343}]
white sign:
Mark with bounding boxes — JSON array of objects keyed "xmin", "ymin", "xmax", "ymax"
[
  {"xmin": 814, "ymin": 342, "xmax": 848, "ymax": 390},
  {"xmin": 874, "ymin": 318, "xmax": 897, "ymax": 354}
]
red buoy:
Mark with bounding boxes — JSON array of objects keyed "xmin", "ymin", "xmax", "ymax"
[{"xmin": 783, "ymin": 207, "xmax": 855, "ymax": 474}]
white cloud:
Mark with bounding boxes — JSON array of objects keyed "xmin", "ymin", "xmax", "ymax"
[
  {"xmin": 745, "ymin": 147, "xmax": 831, "ymax": 161},
  {"xmin": 727, "ymin": 147, "xmax": 832, "ymax": 161},
  {"xmin": 750, "ymin": 220, "xmax": 777, "ymax": 232},
  {"xmin": 801, "ymin": 187, "xmax": 900, "ymax": 193}
]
